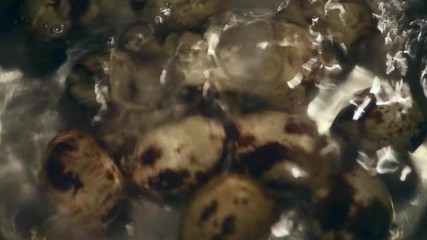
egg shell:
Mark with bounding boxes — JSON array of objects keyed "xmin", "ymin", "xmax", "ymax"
[
  {"xmin": 332, "ymin": 85, "xmax": 426, "ymax": 152},
  {"xmin": 234, "ymin": 111, "xmax": 333, "ymax": 188},
  {"xmin": 39, "ymin": 130, "xmax": 124, "ymax": 231},
  {"xmin": 180, "ymin": 174, "xmax": 277, "ymax": 240},
  {"xmin": 173, "ymin": 20, "xmax": 334, "ymax": 113},
  {"xmin": 312, "ymin": 166, "xmax": 394, "ymax": 240},
  {"xmin": 124, "ymin": 115, "xmax": 225, "ymax": 197}
]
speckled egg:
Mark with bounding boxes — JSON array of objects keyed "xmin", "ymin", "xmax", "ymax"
[
  {"xmin": 233, "ymin": 111, "xmax": 333, "ymax": 188},
  {"xmin": 180, "ymin": 174, "xmax": 277, "ymax": 240},
  {"xmin": 311, "ymin": 166, "xmax": 394, "ymax": 240},
  {"xmin": 39, "ymin": 130, "xmax": 125, "ymax": 232},
  {"xmin": 214, "ymin": 20, "xmax": 317, "ymax": 113},
  {"xmin": 123, "ymin": 115, "xmax": 225, "ymax": 197},
  {"xmin": 163, "ymin": 18, "xmax": 340, "ymax": 113},
  {"xmin": 331, "ymin": 82, "xmax": 426, "ymax": 152}
]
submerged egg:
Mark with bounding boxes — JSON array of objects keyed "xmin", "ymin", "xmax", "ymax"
[
  {"xmin": 233, "ymin": 111, "xmax": 332, "ymax": 188},
  {"xmin": 180, "ymin": 174, "xmax": 277, "ymax": 240},
  {"xmin": 39, "ymin": 130, "xmax": 125, "ymax": 231},
  {"xmin": 108, "ymin": 48, "xmax": 182, "ymax": 111},
  {"xmin": 275, "ymin": 0, "xmax": 378, "ymax": 52},
  {"xmin": 332, "ymin": 82, "xmax": 426, "ymax": 152},
  {"xmin": 65, "ymin": 53, "xmax": 109, "ymax": 108},
  {"xmin": 23, "ymin": 0, "xmax": 73, "ymax": 41},
  {"xmin": 171, "ymin": 19, "xmax": 338, "ymax": 113},
  {"xmin": 312, "ymin": 166, "xmax": 394, "ymax": 240},
  {"xmin": 123, "ymin": 115, "xmax": 225, "ymax": 197}
]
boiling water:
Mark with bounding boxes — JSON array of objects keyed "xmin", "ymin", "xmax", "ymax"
[{"xmin": 0, "ymin": 0, "xmax": 426, "ymax": 239}]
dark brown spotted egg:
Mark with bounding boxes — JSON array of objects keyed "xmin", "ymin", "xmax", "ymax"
[
  {"xmin": 234, "ymin": 111, "xmax": 333, "ymax": 188},
  {"xmin": 39, "ymin": 130, "xmax": 124, "ymax": 231},
  {"xmin": 123, "ymin": 115, "xmax": 225, "ymax": 197},
  {"xmin": 332, "ymin": 82, "xmax": 426, "ymax": 152},
  {"xmin": 311, "ymin": 166, "xmax": 394, "ymax": 240},
  {"xmin": 180, "ymin": 174, "xmax": 277, "ymax": 240}
]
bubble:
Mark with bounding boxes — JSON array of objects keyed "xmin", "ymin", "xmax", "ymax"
[{"xmin": 50, "ymin": 25, "xmax": 65, "ymax": 36}]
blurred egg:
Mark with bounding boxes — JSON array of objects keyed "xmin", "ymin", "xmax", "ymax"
[
  {"xmin": 39, "ymin": 130, "xmax": 125, "ymax": 231},
  {"xmin": 331, "ymin": 81, "xmax": 426, "ymax": 152},
  {"xmin": 233, "ymin": 111, "xmax": 333, "ymax": 188},
  {"xmin": 180, "ymin": 173, "xmax": 277, "ymax": 240},
  {"xmin": 275, "ymin": 0, "xmax": 378, "ymax": 52},
  {"xmin": 311, "ymin": 165, "xmax": 394, "ymax": 240}
]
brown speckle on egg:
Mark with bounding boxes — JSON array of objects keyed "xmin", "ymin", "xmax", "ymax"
[
  {"xmin": 240, "ymin": 142, "xmax": 292, "ymax": 177},
  {"xmin": 140, "ymin": 146, "xmax": 163, "ymax": 166},
  {"xmin": 200, "ymin": 200, "xmax": 218, "ymax": 222},
  {"xmin": 147, "ymin": 169, "xmax": 191, "ymax": 193}
]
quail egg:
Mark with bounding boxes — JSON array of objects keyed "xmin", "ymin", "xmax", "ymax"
[
  {"xmin": 311, "ymin": 165, "xmax": 394, "ymax": 240},
  {"xmin": 213, "ymin": 20, "xmax": 317, "ymax": 113},
  {"xmin": 233, "ymin": 111, "xmax": 333, "ymax": 188},
  {"xmin": 23, "ymin": 0, "xmax": 114, "ymax": 42},
  {"xmin": 331, "ymin": 81, "xmax": 426, "ymax": 152},
  {"xmin": 170, "ymin": 19, "xmax": 338, "ymax": 113},
  {"xmin": 39, "ymin": 130, "xmax": 125, "ymax": 231},
  {"xmin": 23, "ymin": 0, "xmax": 73, "ymax": 41},
  {"xmin": 180, "ymin": 174, "xmax": 277, "ymax": 240},
  {"xmin": 65, "ymin": 52, "xmax": 109, "ymax": 108},
  {"xmin": 122, "ymin": 115, "xmax": 225, "ymax": 197},
  {"xmin": 108, "ymin": 47, "xmax": 182, "ymax": 111}
]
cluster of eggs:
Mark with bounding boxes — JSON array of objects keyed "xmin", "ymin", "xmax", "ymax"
[{"xmin": 28, "ymin": 0, "xmax": 427, "ymax": 239}]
